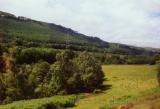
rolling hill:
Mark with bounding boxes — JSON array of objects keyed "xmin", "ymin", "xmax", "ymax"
[{"xmin": 0, "ymin": 11, "xmax": 159, "ymax": 55}]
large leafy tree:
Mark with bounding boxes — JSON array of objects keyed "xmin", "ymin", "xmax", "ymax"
[
  {"xmin": 74, "ymin": 52, "xmax": 104, "ymax": 91},
  {"xmin": 29, "ymin": 61, "xmax": 50, "ymax": 97},
  {"xmin": 55, "ymin": 50, "xmax": 76, "ymax": 92}
]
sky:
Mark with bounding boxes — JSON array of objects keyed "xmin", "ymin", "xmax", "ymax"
[{"xmin": 0, "ymin": 0, "xmax": 160, "ymax": 48}]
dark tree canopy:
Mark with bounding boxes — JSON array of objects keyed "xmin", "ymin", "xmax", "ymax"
[{"xmin": 0, "ymin": 50, "xmax": 105, "ymax": 104}]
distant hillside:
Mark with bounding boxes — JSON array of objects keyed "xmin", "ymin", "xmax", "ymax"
[
  {"xmin": 0, "ymin": 11, "xmax": 109, "ymax": 47},
  {"xmin": 0, "ymin": 11, "xmax": 159, "ymax": 55}
]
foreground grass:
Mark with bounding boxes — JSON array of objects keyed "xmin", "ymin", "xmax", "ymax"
[
  {"xmin": 69, "ymin": 65, "xmax": 158, "ymax": 109},
  {"xmin": 0, "ymin": 95, "xmax": 77, "ymax": 109}
]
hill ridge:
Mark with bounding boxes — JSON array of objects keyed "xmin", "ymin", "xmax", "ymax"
[{"xmin": 0, "ymin": 10, "xmax": 159, "ymax": 55}]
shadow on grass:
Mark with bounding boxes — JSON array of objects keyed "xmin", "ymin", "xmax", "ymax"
[
  {"xmin": 100, "ymin": 84, "xmax": 112, "ymax": 91},
  {"xmin": 101, "ymin": 78, "xmax": 112, "ymax": 90},
  {"xmin": 69, "ymin": 79, "xmax": 113, "ymax": 108},
  {"xmin": 93, "ymin": 78, "xmax": 112, "ymax": 94}
]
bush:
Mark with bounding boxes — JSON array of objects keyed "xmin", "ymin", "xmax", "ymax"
[{"xmin": 0, "ymin": 95, "xmax": 77, "ymax": 109}]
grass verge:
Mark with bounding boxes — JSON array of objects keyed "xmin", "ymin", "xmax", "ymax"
[{"xmin": 0, "ymin": 95, "xmax": 77, "ymax": 109}]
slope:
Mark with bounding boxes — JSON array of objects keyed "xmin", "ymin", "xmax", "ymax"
[{"xmin": 0, "ymin": 11, "xmax": 159, "ymax": 55}]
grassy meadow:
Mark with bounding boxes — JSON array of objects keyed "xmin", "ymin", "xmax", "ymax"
[{"xmin": 68, "ymin": 65, "xmax": 159, "ymax": 109}]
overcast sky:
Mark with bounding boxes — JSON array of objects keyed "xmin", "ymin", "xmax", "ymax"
[{"xmin": 0, "ymin": 0, "xmax": 160, "ymax": 48}]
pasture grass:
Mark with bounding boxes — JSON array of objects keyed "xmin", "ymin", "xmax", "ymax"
[{"xmin": 68, "ymin": 65, "xmax": 158, "ymax": 109}]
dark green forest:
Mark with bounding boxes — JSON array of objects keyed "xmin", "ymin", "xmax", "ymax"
[{"xmin": 0, "ymin": 46, "xmax": 104, "ymax": 104}]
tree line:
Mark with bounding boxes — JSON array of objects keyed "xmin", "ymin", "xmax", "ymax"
[{"xmin": 0, "ymin": 46, "xmax": 104, "ymax": 104}]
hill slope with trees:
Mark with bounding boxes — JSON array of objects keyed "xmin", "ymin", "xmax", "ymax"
[{"xmin": 0, "ymin": 11, "xmax": 159, "ymax": 55}]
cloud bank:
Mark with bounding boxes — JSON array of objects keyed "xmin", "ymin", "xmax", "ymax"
[{"xmin": 0, "ymin": 0, "xmax": 160, "ymax": 48}]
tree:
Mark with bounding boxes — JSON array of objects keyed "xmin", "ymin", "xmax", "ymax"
[
  {"xmin": 0, "ymin": 50, "xmax": 105, "ymax": 104},
  {"xmin": 3, "ymin": 71, "xmax": 21, "ymax": 103},
  {"xmin": 55, "ymin": 50, "xmax": 76, "ymax": 93},
  {"xmin": 47, "ymin": 63, "xmax": 64, "ymax": 95},
  {"xmin": 29, "ymin": 61, "xmax": 50, "ymax": 97},
  {"xmin": 15, "ymin": 65, "xmax": 32, "ymax": 98},
  {"xmin": 16, "ymin": 48, "xmax": 57, "ymax": 64},
  {"xmin": 74, "ymin": 52, "xmax": 104, "ymax": 92}
]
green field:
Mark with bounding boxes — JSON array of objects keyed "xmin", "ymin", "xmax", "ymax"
[
  {"xmin": 0, "ymin": 95, "xmax": 77, "ymax": 109},
  {"xmin": 0, "ymin": 65, "xmax": 159, "ymax": 109},
  {"xmin": 68, "ymin": 65, "xmax": 159, "ymax": 109}
]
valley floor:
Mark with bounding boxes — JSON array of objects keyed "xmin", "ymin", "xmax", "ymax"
[{"xmin": 68, "ymin": 65, "xmax": 159, "ymax": 109}]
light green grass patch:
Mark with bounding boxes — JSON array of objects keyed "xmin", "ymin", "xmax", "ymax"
[{"xmin": 0, "ymin": 95, "xmax": 77, "ymax": 109}]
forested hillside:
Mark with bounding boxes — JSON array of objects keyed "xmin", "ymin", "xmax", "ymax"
[{"xmin": 0, "ymin": 11, "xmax": 159, "ymax": 55}]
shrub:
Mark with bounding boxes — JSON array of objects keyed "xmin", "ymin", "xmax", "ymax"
[{"xmin": 0, "ymin": 95, "xmax": 77, "ymax": 109}]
